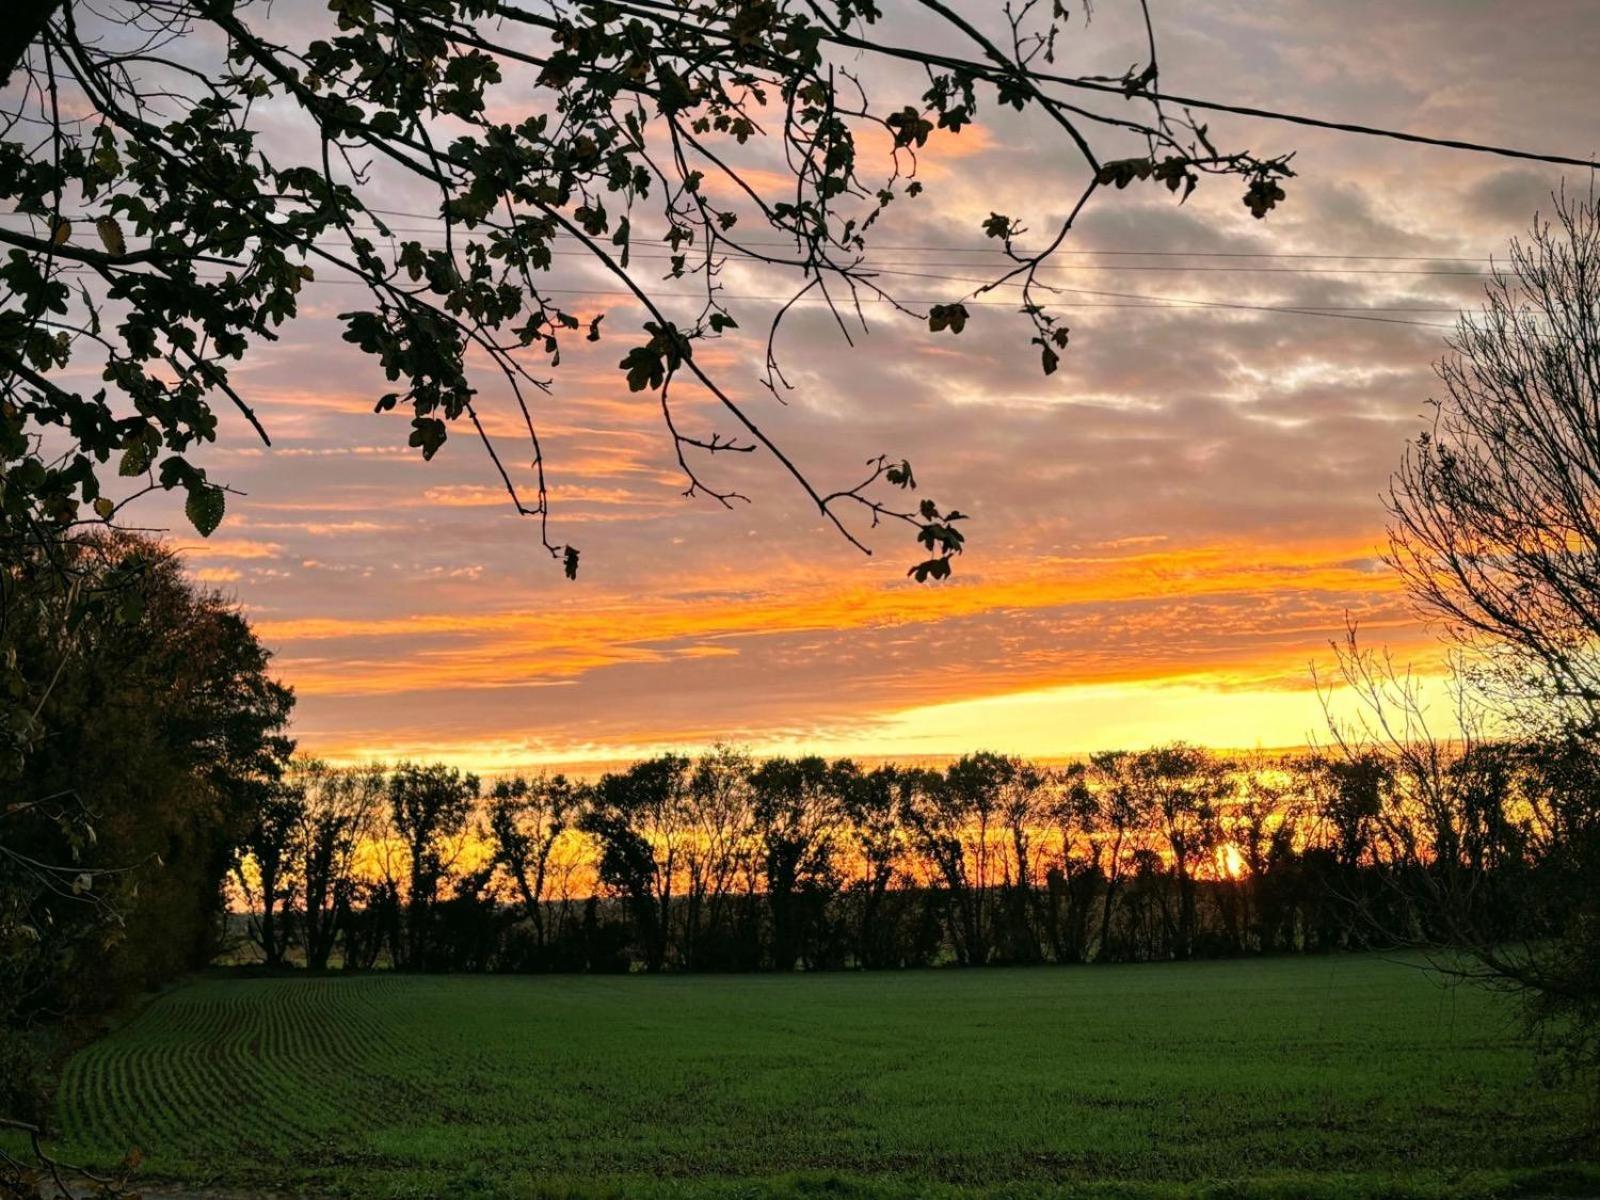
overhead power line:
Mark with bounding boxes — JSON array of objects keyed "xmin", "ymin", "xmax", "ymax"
[
  {"xmin": 796, "ymin": 24, "xmax": 1600, "ymax": 172},
  {"xmin": 0, "ymin": 210, "xmax": 1498, "ymax": 265},
  {"xmin": 572, "ymin": 0, "xmax": 1600, "ymax": 170},
  {"xmin": 347, "ymin": 245, "xmax": 1496, "ymax": 278},
  {"xmin": 51, "ymin": 260, "xmax": 1458, "ymax": 330},
  {"xmin": 359, "ymin": 207, "xmax": 1499, "ymax": 265},
  {"xmin": 559, "ymin": 0, "xmax": 1600, "ymax": 171},
  {"xmin": 1090, "ymin": 84, "xmax": 1598, "ymax": 173}
]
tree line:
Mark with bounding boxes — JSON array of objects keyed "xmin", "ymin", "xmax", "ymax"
[{"xmin": 234, "ymin": 738, "xmax": 1591, "ymax": 976}]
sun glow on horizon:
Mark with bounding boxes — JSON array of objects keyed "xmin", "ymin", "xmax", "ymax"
[
  {"xmin": 1216, "ymin": 843, "xmax": 1249, "ymax": 880},
  {"xmin": 294, "ymin": 658, "xmax": 1461, "ymax": 777}
]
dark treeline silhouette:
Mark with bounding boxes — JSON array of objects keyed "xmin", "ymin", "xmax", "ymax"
[
  {"xmin": 236, "ymin": 740, "xmax": 1590, "ymax": 976},
  {"xmin": 2, "ymin": 535, "xmax": 293, "ymax": 1119}
]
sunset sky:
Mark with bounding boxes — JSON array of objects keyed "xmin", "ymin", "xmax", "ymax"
[{"xmin": 153, "ymin": 0, "xmax": 1599, "ymax": 773}]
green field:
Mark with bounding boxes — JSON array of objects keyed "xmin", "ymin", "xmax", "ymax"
[{"xmin": 49, "ymin": 956, "xmax": 1594, "ymax": 1199}]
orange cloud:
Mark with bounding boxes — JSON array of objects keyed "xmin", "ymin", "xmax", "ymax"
[
  {"xmin": 176, "ymin": 538, "xmax": 284, "ymax": 561},
  {"xmin": 261, "ymin": 534, "xmax": 1403, "ymax": 699}
]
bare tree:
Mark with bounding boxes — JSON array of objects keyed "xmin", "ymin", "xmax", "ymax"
[
  {"xmin": 581, "ymin": 755, "xmax": 692, "ymax": 973},
  {"xmin": 388, "ymin": 761, "xmax": 479, "ymax": 968},
  {"xmin": 1041, "ymin": 762, "xmax": 1102, "ymax": 964},
  {"xmin": 1086, "ymin": 750, "xmax": 1150, "ymax": 960},
  {"xmin": 751, "ymin": 756, "xmax": 843, "ymax": 970},
  {"xmin": 836, "ymin": 762, "xmax": 912, "ymax": 968},
  {"xmin": 993, "ymin": 757, "xmax": 1050, "ymax": 962},
  {"xmin": 294, "ymin": 761, "xmax": 384, "ymax": 972},
  {"xmin": 683, "ymin": 745, "xmax": 756, "ymax": 969},
  {"xmin": 1388, "ymin": 188, "xmax": 1600, "ymax": 740},
  {"xmin": 1378, "ymin": 192, "xmax": 1600, "ymax": 1080},
  {"xmin": 232, "ymin": 783, "xmax": 305, "ymax": 968},
  {"xmin": 902, "ymin": 752, "xmax": 1022, "ymax": 966},
  {"xmin": 1225, "ymin": 754, "xmax": 1302, "ymax": 953},
  {"xmin": 1325, "ymin": 622, "xmax": 1600, "ymax": 1084},
  {"xmin": 487, "ymin": 772, "xmax": 578, "ymax": 950},
  {"xmin": 1132, "ymin": 745, "xmax": 1228, "ymax": 960}
]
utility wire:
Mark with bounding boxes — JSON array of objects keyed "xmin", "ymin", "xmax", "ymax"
[
  {"xmin": 311, "ymin": 241, "xmax": 1504, "ymax": 277},
  {"xmin": 360, "ymin": 207, "xmax": 1500, "ymax": 264},
  {"xmin": 807, "ymin": 23, "xmax": 1600, "ymax": 172},
  {"xmin": 49, "ymin": 261, "xmax": 1458, "ymax": 329},
  {"xmin": 0, "ymin": 209, "xmax": 1499, "ymax": 264}
]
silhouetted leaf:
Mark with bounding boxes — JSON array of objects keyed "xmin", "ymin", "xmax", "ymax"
[
  {"xmin": 1244, "ymin": 177, "xmax": 1287, "ymax": 219},
  {"xmin": 95, "ymin": 216, "xmax": 126, "ymax": 256},
  {"xmin": 928, "ymin": 303, "xmax": 968, "ymax": 335},
  {"xmin": 184, "ymin": 484, "xmax": 225, "ymax": 537},
  {"xmin": 409, "ymin": 417, "xmax": 448, "ymax": 460},
  {"xmin": 118, "ymin": 442, "xmax": 153, "ymax": 477}
]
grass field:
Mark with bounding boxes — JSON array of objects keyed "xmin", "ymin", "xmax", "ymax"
[{"xmin": 48, "ymin": 955, "xmax": 1596, "ymax": 1199}]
